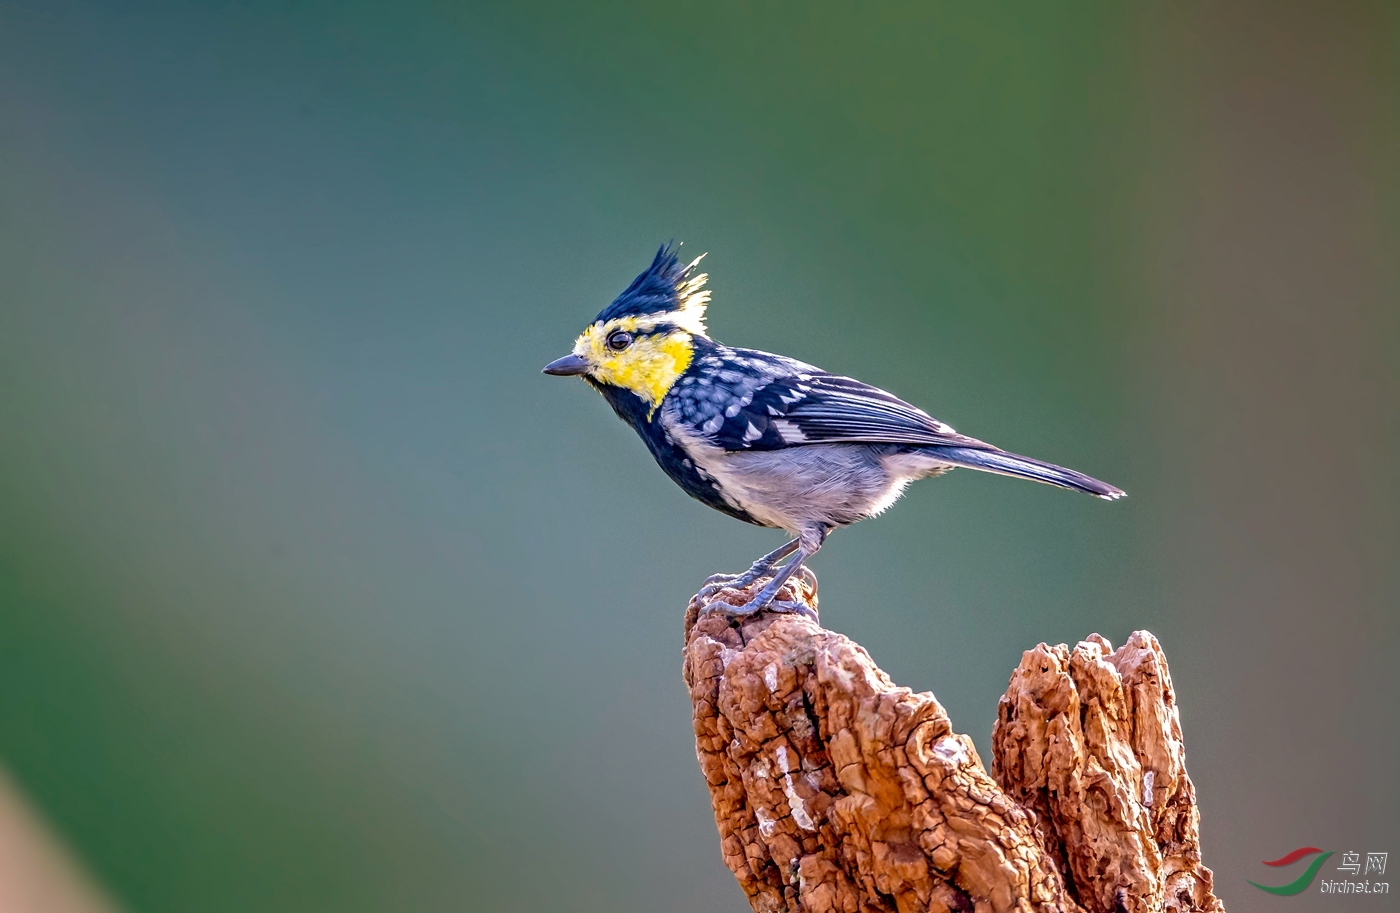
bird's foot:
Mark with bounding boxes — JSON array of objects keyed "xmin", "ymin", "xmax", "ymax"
[
  {"xmin": 795, "ymin": 564, "xmax": 818, "ymax": 599},
  {"xmin": 697, "ymin": 561, "xmax": 775, "ymax": 602},
  {"xmin": 698, "ymin": 564, "xmax": 819, "ymax": 623},
  {"xmin": 700, "ymin": 596, "xmax": 818, "ymax": 623},
  {"xmin": 765, "ymin": 599, "xmax": 819, "ymax": 622}
]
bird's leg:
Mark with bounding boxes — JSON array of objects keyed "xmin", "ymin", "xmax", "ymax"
[
  {"xmin": 698, "ymin": 537, "xmax": 801, "ymax": 599},
  {"xmin": 733, "ymin": 550, "xmax": 815, "ymax": 619},
  {"xmin": 704, "ymin": 525, "xmax": 827, "ymax": 621}
]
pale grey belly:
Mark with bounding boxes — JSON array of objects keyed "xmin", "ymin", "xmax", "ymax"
[{"xmin": 696, "ymin": 443, "xmax": 951, "ymax": 534}]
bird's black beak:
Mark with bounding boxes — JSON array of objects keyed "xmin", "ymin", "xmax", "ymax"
[{"xmin": 542, "ymin": 353, "xmax": 590, "ymax": 376}]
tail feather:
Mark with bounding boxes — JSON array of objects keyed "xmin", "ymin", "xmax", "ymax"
[{"xmin": 932, "ymin": 446, "xmax": 1125, "ymax": 500}]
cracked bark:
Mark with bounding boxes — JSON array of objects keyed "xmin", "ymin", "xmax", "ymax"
[{"xmin": 682, "ymin": 573, "xmax": 1224, "ymax": 913}]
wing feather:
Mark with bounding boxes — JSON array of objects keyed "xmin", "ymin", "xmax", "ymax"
[{"xmin": 685, "ymin": 356, "xmax": 994, "ymax": 452}]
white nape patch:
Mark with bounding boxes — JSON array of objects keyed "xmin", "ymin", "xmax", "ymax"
[
  {"xmin": 763, "ymin": 662, "xmax": 779, "ymax": 692},
  {"xmin": 1142, "ymin": 770, "xmax": 1155, "ymax": 806},
  {"xmin": 932, "ymin": 736, "xmax": 969, "ymax": 767},
  {"xmin": 628, "ymin": 260, "xmax": 710, "ymax": 336},
  {"xmin": 775, "ymin": 746, "xmax": 816, "ymax": 831},
  {"xmin": 743, "ymin": 422, "xmax": 763, "ymax": 443},
  {"xmin": 772, "ymin": 419, "xmax": 807, "ymax": 443}
]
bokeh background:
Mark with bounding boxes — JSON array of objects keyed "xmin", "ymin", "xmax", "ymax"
[{"xmin": 0, "ymin": 2, "xmax": 1395, "ymax": 911}]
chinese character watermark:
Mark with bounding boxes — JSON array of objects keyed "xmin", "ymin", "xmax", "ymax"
[{"xmin": 1250, "ymin": 846, "xmax": 1390, "ymax": 897}]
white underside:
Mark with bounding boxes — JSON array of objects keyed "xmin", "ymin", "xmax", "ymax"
[{"xmin": 667, "ymin": 420, "xmax": 952, "ymax": 536}]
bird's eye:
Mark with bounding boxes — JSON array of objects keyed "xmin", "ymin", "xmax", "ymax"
[{"xmin": 607, "ymin": 330, "xmax": 634, "ymax": 351}]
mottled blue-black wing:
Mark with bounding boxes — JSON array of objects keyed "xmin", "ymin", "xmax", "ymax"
[
  {"xmin": 667, "ymin": 347, "xmax": 813, "ymax": 445},
  {"xmin": 693, "ymin": 360, "xmax": 995, "ymax": 452}
]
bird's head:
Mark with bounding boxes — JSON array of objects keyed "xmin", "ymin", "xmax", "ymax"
[{"xmin": 542, "ymin": 244, "xmax": 710, "ymax": 413}]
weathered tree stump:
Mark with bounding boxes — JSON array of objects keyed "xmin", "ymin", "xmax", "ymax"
[{"xmin": 682, "ymin": 572, "xmax": 1224, "ymax": 913}]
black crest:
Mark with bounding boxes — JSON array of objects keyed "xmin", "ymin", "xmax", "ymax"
[{"xmin": 594, "ymin": 243, "xmax": 709, "ymax": 329}]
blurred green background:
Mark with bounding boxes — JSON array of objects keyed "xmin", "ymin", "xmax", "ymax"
[{"xmin": 0, "ymin": 2, "xmax": 1394, "ymax": 911}]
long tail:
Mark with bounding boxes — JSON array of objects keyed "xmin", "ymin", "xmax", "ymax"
[{"xmin": 931, "ymin": 446, "xmax": 1125, "ymax": 500}]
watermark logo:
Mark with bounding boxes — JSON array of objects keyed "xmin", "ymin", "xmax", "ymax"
[
  {"xmin": 1249, "ymin": 847, "xmax": 1333, "ymax": 896},
  {"xmin": 1249, "ymin": 847, "xmax": 1389, "ymax": 897}
]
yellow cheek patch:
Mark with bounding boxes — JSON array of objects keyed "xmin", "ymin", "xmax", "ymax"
[
  {"xmin": 573, "ymin": 322, "xmax": 693, "ymax": 416},
  {"xmin": 602, "ymin": 333, "xmax": 694, "ymax": 412}
]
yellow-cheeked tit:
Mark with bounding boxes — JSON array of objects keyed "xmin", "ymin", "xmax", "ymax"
[{"xmin": 544, "ymin": 245, "xmax": 1123, "ymax": 618}]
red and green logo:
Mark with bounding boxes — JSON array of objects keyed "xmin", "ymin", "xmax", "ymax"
[{"xmin": 1249, "ymin": 847, "xmax": 1333, "ymax": 895}]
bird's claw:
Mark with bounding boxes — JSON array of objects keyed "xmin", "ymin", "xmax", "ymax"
[
  {"xmin": 697, "ymin": 573, "xmax": 740, "ymax": 599},
  {"xmin": 698, "ymin": 595, "xmax": 818, "ymax": 623},
  {"xmin": 697, "ymin": 563, "xmax": 774, "ymax": 601},
  {"xmin": 766, "ymin": 599, "xmax": 819, "ymax": 622},
  {"xmin": 795, "ymin": 564, "xmax": 818, "ymax": 597}
]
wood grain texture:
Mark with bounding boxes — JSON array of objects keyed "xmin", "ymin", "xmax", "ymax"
[{"xmin": 683, "ymin": 574, "xmax": 1223, "ymax": 913}]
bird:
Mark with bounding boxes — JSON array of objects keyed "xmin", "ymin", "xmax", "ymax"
[{"xmin": 543, "ymin": 245, "xmax": 1124, "ymax": 619}]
